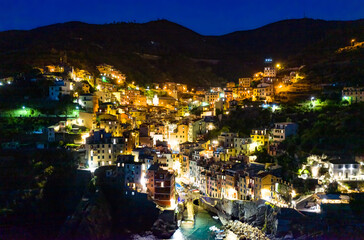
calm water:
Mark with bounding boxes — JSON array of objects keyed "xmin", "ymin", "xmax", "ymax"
[{"xmin": 171, "ymin": 207, "xmax": 222, "ymax": 240}]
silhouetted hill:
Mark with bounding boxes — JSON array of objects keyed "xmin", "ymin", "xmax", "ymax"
[{"xmin": 0, "ymin": 18, "xmax": 364, "ymax": 86}]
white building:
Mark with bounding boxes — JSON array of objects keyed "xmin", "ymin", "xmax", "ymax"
[
  {"xmin": 49, "ymin": 80, "xmax": 73, "ymax": 100},
  {"xmin": 272, "ymin": 122, "xmax": 298, "ymax": 142},
  {"xmin": 85, "ymin": 130, "xmax": 125, "ymax": 169},
  {"xmin": 189, "ymin": 159, "xmax": 198, "ymax": 183},
  {"xmin": 78, "ymin": 94, "xmax": 97, "ymax": 113},
  {"xmin": 255, "ymin": 83, "xmax": 274, "ymax": 101},
  {"xmin": 329, "ymin": 159, "xmax": 361, "ymax": 181}
]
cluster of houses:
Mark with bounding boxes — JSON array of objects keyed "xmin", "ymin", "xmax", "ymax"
[{"xmin": 11, "ymin": 61, "xmax": 362, "ymax": 208}]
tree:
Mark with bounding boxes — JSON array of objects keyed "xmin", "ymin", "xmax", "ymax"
[{"xmin": 253, "ymin": 148, "xmax": 274, "ymax": 163}]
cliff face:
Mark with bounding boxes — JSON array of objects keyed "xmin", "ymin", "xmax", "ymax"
[
  {"xmin": 73, "ymin": 190, "xmax": 113, "ymax": 239},
  {"xmin": 215, "ymin": 199, "xmax": 277, "ymax": 233},
  {"xmin": 151, "ymin": 210, "xmax": 178, "ymax": 239},
  {"xmin": 58, "ymin": 189, "xmax": 113, "ymax": 240}
]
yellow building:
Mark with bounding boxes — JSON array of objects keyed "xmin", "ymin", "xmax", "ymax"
[
  {"xmin": 82, "ymin": 82, "xmax": 91, "ymax": 94},
  {"xmin": 224, "ymin": 170, "xmax": 238, "ymax": 199},
  {"xmin": 224, "ymin": 90, "xmax": 233, "ymax": 102},
  {"xmin": 129, "ymin": 109, "xmax": 146, "ymax": 127},
  {"xmin": 129, "ymin": 109, "xmax": 146, "ymax": 121},
  {"xmin": 258, "ymin": 173, "xmax": 291, "ymax": 204},
  {"xmin": 159, "ymin": 96, "xmax": 177, "ymax": 109},
  {"xmin": 45, "ymin": 65, "xmax": 64, "ymax": 73},
  {"xmin": 176, "ymin": 83, "xmax": 188, "ymax": 93},
  {"xmin": 71, "ymin": 68, "xmax": 94, "ymax": 85},
  {"xmin": 124, "ymin": 130, "xmax": 140, "ymax": 154},
  {"xmin": 134, "ymin": 95, "xmax": 147, "ymax": 106},
  {"xmin": 99, "ymin": 119, "xmax": 125, "ymax": 137},
  {"xmin": 97, "ymin": 64, "xmax": 126, "ymax": 84},
  {"xmin": 78, "ymin": 112, "xmax": 96, "ymax": 130},
  {"xmin": 126, "ymin": 90, "xmax": 141, "ymax": 105},
  {"xmin": 342, "ymin": 87, "xmax": 364, "ymax": 103},
  {"xmin": 173, "ymin": 124, "xmax": 189, "ymax": 144},
  {"xmin": 239, "ymin": 78, "xmax": 252, "ymax": 88},
  {"xmin": 233, "ymin": 87, "xmax": 252, "ymax": 100},
  {"xmin": 205, "ymin": 92, "xmax": 220, "ymax": 105},
  {"xmin": 118, "ymin": 113, "xmax": 131, "ymax": 124},
  {"xmin": 226, "ymin": 82, "xmax": 236, "ymax": 88},
  {"xmin": 168, "ymin": 124, "xmax": 189, "ymax": 151},
  {"xmin": 177, "ymin": 105, "xmax": 189, "ymax": 117},
  {"xmin": 250, "ymin": 129, "xmax": 269, "ymax": 147}
]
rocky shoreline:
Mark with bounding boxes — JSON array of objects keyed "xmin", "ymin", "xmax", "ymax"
[
  {"xmin": 199, "ymin": 197, "xmax": 314, "ymax": 239},
  {"xmin": 224, "ymin": 220, "xmax": 270, "ymax": 240}
]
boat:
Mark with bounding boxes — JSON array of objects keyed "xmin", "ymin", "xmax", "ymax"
[
  {"xmin": 215, "ymin": 231, "xmax": 226, "ymax": 239},
  {"xmin": 209, "ymin": 225, "xmax": 220, "ymax": 232},
  {"xmin": 212, "ymin": 216, "xmax": 219, "ymax": 220}
]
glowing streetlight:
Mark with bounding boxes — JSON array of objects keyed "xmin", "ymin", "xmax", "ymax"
[
  {"xmin": 22, "ymin": 106, "xmax": 25, "ymax": 109},
  {"xmin": 351, "ymin": 39, "xmax": 356, "ymax": 45},
  {"xmin": 276, "ymin": 63, "xmax": 281, "ymax": 68}
]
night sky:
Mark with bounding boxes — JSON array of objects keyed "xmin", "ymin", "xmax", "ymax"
[{"xmin": 1, "ymin": 0, "xmax": 363, "ymax": 35}]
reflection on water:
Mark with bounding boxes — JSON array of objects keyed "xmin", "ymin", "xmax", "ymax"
[{"xmin": 171, "ymin": 207, "xmax": 222, "ymax": 240}]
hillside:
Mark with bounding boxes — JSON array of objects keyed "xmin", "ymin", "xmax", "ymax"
[{"xmin": 0, "ymin": 18, "xmax": 364, "ymax": 86}]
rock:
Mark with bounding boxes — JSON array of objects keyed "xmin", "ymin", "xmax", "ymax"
[
  {"xmin": 58, "ymin": 189, "xmax": 113, "ymax": 240},
  {"xmin": 151, "ymin": 210, "xmax": 178, "ymax": 239}
]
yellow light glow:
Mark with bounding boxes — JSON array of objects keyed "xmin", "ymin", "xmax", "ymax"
[
  {"xmin": 140, "ymin": 172, "xmax": 146, "ymax": 191},
  {"xmin": 291, "ymin": 190, "xmax": 296, "ymax": 198},
  {"xmin": 261, "ymin": 189, "xmax": 271, "ymax": 201},
  {"xmin": 227, "ymin": 188, "xmax": 237, "ymax": 200},
  {"xmin": 81, "ymin": 133, "xmax": 90, "ymax": 144},
  {"xmin": 249, "ymin": 141, "xmax": 258, "ymax": 152}
]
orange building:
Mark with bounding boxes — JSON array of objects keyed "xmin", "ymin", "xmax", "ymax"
[{"xmin": 146, "ymin": 164, "xmax": 176, "ymax": 207}]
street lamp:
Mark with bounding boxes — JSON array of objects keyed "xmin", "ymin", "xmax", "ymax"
[
  {"xmin": 22, "ymin": 106, "xmax": 25, "ymax": 109},
  {"xmin": 351, "ymin": 39, "xmax": 356, "ymax": 46}
]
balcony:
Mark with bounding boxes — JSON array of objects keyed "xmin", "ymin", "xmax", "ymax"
[{"xmin": 155, "ymin": 188, "xmax": 172, "ymax": 194}]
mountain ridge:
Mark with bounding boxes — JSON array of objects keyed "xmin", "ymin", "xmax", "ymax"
[{"xmin": 0, "ymin": 18, "xmax": 363, "ymax": 86}]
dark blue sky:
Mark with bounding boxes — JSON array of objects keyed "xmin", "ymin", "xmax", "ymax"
[{"xmin": 1, "ymin": 0, "xmax": 363, "ymax": 35}]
